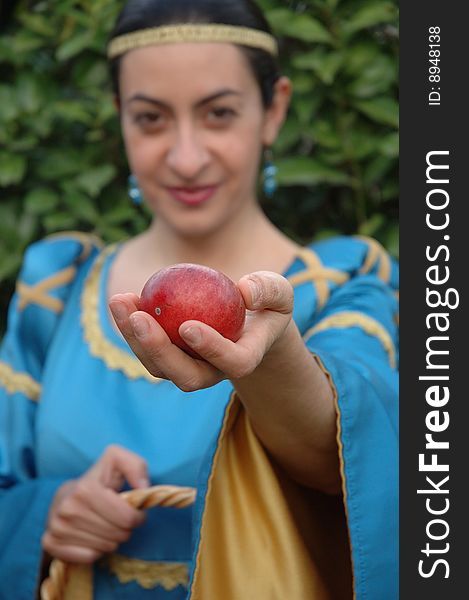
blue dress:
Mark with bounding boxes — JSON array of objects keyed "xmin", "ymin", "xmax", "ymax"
[{"xmin": 0, "ymin": 232, "xmax": 399, "ymax": 600}]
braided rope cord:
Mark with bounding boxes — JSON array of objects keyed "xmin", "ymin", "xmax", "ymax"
[{"xmin": 40, "ymin": 484, "xmax": 197, "ymax": 600}]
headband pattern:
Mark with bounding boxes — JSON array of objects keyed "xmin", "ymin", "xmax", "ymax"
[{"xmin": 108, "ymin": 24, "xmax": 278, "ymax": 58}]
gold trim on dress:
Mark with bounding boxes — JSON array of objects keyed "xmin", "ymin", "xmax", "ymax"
[
  {"xmin": 46, "ymin": 231, "xmax": 104, "ymax": 263},
  {"xmin": 81, "ymin": 246, "xmax": 162, "ymax": 383},
  {"xmin": 287, "ymin": 247, "xmax": 350, "ymax": 310},
  {"xmin": 104, "ymin": 555, "xmax": 189, "ymax": 590},
  {"xmin": 16, "ymin": 267, "xmax": 77, "ymax": 313},
  {"xmin": 108, "ymin": 24, "xmax": 278, "ymax": 59},
  {"xmin": 310, "ymin": 353, "xmax": 357, "ymax": 600},
  {"xmin": 304, "ymin": 310, "xmax": 396, "ymax": 369},
  {"xmin": 354, "ymin": 235, "xmax": 392, "ymax": 283},
  {"xmin": 0, "ymin": 361, "xmax": 41, "ymax": 401}
]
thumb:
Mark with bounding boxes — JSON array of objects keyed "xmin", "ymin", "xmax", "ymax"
[
  {"xmin": 238, "ymin": 272, "xmax": 294, "ymax": 315},
  {"xmin": 88, "ymin": 445, "xmax": 150, "ymax": 491}
]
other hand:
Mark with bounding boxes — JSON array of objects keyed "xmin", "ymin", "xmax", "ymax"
[{"xmin": 42, "ymin": 445, "xmax": 149, "ymax": 564}]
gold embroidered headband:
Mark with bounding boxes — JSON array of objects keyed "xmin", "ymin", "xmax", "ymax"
[{"xmin": 107, "ymin": 24, "xmax": 278, "ymax": 59}]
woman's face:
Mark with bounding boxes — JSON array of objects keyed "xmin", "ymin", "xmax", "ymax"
[{"xmin": 118, "ymin": 42, "xmax": 289, "ymax": 239}]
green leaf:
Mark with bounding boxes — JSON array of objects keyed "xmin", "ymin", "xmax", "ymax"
[
  {"xmin": 0, "ymin": 153, "xmax": 27, "ymax": 186},
  {"xmin": 63, "ymin": 192, "xmax": 100, "ymax": 223},
  {"xmin": 383, "ymin": 223, "xmax": 399, "ymax": 259},
  {"xmin": 102, "ymin": 204, "xmax": 141, "ymax": 225},
  {"xmin": 274, "ymin": 120, "xmax": 303, "ymax": 153},
  {"xmin": 277, "ymin": 157, "xmax": 351, "ymax": 186},
  {"xmin": 379, "ymin": 133, "xmax": 399, "ymax": 157},
  {"xmin": 290, "ymin": 73, "xmax": 315, "ymax": 94},
  {"xmin": 0, "ymin": 253, "xmax": 23, "ymax": 282},
  {"xmin": 309, "ymin": 120, "xmax": 341, "ymax": 149},
  {"xmin": 341, "ymin": 2, "xmax": 398, "ymax": 38},
  {"xmin": 74, "ymin": 164, "xmax": 117, "ymax": 197},
  {"xmin": 354, "ymin": 97, "xmax": 399, "ymax": 128},
  {"xmin": 37, "ymin": 151, "xmax": 88, "ymax": 180},
  {"xmin": 10, "ymin": 30, "xmax": 44, "ymax": 55},
  {"xmin": 345, "ymin": 128, "xmax": 378, "ymax": 160},
  {"xmin": 43, "ymin": 212, "xmax": 79, "ymax": 232},
  {"xmin": 18, "ymin": 13, "xmax": 56, "ymax": 37},
  {"xmin": 56, "ymin": 31, "xmax": 94, "ymax": 61},
  {"xmin": 24, "ymin": 188, "xmax": 60, "ymax": 214},
  {"xmin": 267, "ymin": 9, "xmax": 334, "ymax": 44},
  {"xmin": 0, "ymin": 86, "xmax": 19, "ymax": 122},
  {"xmin": 358, "ymin": 214, "xmax": 385, "ymax": 237},
  {"xmin": 16, "ymin": 73, "xmax": 44, "ymax": 114},
  {"xmin": 53, "ymin": 101, "xmax": 93, "ymax": 124},
  {"xmin": 363, "ymin": 155, "xmax": 395, "ymax": 186},
  {"xmin": 347, "ymin": 55, "xmax": 396, "ymax": 98},
  {"xmin": 293, "ymin": 51, "xmax": 344, "ymax": 85}
]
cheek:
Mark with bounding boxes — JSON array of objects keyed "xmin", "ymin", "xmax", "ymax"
[
  {"xmin": 124, "ymin": 135, "xmax": 162, "ymax": 177},
  {"xmin": 222, "ymin": 123, "xmax": 263, "ymax": 180}
]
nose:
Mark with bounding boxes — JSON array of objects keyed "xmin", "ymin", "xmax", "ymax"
[{"xmin": 166, "ymin": 122, "xmax": 210, "ymax": 181}]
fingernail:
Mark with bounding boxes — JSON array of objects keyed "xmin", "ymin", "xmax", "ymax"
[
  {"xmin": 111, "ymin": 300, "xmax": 128, "ymax": 323},
  {"xmin": 181, "ymin": 325, "xmax": 202, "ymax": 346},
  {"xmin": 130, "ymin": 314, "xmax": 150, "ymax": 339},
  {"xmin": 138, "ymin": 478, "xmax": 149, "ymax": 489}
]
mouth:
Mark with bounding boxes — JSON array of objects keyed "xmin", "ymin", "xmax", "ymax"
[{"xmin": 166, "ymin": 185, "xmax": 218, "ymax": 206}]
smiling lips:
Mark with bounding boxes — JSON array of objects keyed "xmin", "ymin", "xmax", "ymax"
[{"xmin": 167, "ymin": 185, "xmax": 218, "ymax": 206}]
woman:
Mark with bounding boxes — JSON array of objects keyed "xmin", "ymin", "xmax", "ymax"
[{"xmin": 0, "ymin": 0, "xmax": 399, "ymax": 598}]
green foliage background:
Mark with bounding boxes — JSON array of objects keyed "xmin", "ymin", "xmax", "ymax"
[{"xmin": 0, "ymin": 0, "xmax": 398, "ymax": 334}]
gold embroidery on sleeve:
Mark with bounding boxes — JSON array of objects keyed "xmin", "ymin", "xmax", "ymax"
[
  {"xmin": 16, "ymin": 266, "xmax": 77, "ymax": 313},
  {"xmin": 287, "ymin": 248, "xmax": 349, "ymax": 310},
  {"xmin": 0, "ymin": 361, "xmax": 41, "ymax": 401},
  {"xmin": 46, "ymin": 231, "xmax": 104, "ymax": 263},
  {"xmin": 104, "ymin": 555, "xmax": 189, "ymax": 590},
  {"xmin": 81, "ymin": 247, "xmax": 161, "ymax": 383},
  {"xmin": 354, "ymin": 235, "xmax": 392, "ymax": 283},
  {"xmin": 304, "ymin": 311, "xmax": 396, "ymax": 369}
]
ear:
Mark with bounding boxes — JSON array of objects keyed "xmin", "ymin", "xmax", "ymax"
[{"xmin": 261, "ymin": 76, "xmax": 292, "ymax": 147}]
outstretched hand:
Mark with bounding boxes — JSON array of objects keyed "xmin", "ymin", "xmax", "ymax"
[{"xmin": 109, "ymin": 271, "xmax": 294, "ymax": 391}]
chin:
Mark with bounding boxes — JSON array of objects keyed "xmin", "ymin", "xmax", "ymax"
[{"xmin": 164, "ymin": 216, "xmax": 226, "ymax": 241}]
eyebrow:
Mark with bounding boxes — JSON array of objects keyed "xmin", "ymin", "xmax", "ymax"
[{"xmin": 126, "ymin": 89, "xmax": 242, "ymax": 110}]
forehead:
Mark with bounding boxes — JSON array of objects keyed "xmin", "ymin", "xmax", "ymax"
[{"xmin": 119, "ymin": 42, "xmax": 258, "ymax": 100}]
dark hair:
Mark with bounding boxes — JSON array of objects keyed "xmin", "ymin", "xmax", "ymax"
[{"xmin": 108, "ymin": 0, "xmax": 280, "ymax": 107}]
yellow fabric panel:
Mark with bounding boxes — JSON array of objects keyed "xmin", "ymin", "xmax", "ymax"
[{"xmin": 191, "ymin": 397, "xmax": 352, "ymax": 600}]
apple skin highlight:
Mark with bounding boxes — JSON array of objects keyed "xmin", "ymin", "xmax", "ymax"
[{"xmin": 138, "ymin": 263, "xmax": 246, "ymax": 358}]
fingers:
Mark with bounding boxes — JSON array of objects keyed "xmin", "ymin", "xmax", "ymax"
[
  {"xmin": 237, "ymin": 272, "xmax": 294, "ymax": 315},
  {"xmin": 109, "ymin": 274, "xmax": 294, "ymax": 389},
  {"xmin": 43, "ymin": 484, "xmax": 146, "ymax": 564},
  {"xmin": 41, "ymin": 539, "xmax": 102, "ymax": 564},
  {"xmin": 178, "ymin": 272, "xmax": 294, "ymax": 379},
  {"xmin": 110, "ymin": 294, "xmax": 224, "ymax": 390},
  {"xmin": 87, "ymin": 445, "xmax": 149, "ymax": 491},
  {"xmin": 43, "ymin": 446, "xmax": 149, "ymax": 564}
]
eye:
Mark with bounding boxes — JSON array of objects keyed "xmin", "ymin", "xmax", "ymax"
[
  {"xmin": 206, "ymin": 107, "xmax": 237, "ymax": 123},
  {"xmin": 134, "ymin": 112, "xmax": 164, "ymax": 128}
]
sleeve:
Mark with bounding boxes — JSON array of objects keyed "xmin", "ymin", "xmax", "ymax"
[
  {"xmin": 0, "ymin": 232, "xmax": 102, "ymax": 599},
  {"xmin": 303, "ymin": 235, "xmax": 399, "ymax": 599}
]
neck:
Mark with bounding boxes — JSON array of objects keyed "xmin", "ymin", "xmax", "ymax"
[{"xmin": 139, "ymin": 203, "xmax": 299, "ymax": 281}]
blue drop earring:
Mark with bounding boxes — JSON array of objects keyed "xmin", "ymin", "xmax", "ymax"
[
  {"xmin": 128, "ymin": 174, "xmax": 143, "ymax": 205},
  {"xmin": 262, "ymin": 149, "xmax": 278, "ymax": 198}
]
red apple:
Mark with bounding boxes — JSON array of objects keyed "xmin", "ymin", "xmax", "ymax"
[{"xmin": 138, "ymin": 263, "xmax": 246, "ymax": 358}]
